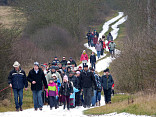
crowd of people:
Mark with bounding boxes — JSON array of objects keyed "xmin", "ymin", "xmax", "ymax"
[
  {"xmin": 8, "ymin": 55, "xmax": 114, "ymax": 112},
  {"xmin": 7, "ymin": 29, "xmax": 116, "ymax": 112},
  {"xmin": 86, "ymin": 31, "xmax": 116, "ymax": 58}
]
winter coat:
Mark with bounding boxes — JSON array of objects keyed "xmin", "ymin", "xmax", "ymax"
[
  {"xmin": 79, "ymin": 70, "xmax": 97, "ymax": 89},
  {"xmin": 109, "ymin": 42, "xmax": 116, "ymax": 50},
  {"xmin": 101, "ymin": 75, "xmax": 114, "ymax": 90},
  {"xmin": 95, "ymin": 43, "xmax": 102, "ymax": 51},
  {"xmin": 52, "ymin": 59, "xmax": 60, "ymax": 65},
  {"xmin": 68, "ymin": 75, "xmax": 78, "ymax": 88},
  {"xmin": 8, "ymin": 68, "xmax": 28, "ymax": 89},
  {"xmin": 103, "ymin": 41, "xmax": 106, "ymax": 49},
  {"xmin": 60, "ymin": 81, "xmax": 73, "ymax": 96},
  {"xmin": 70, "ymin": 87, "xmax": 79, "ymax": 99},
  {"xmin": 80, "ymin": 53, "xmax": 88, "ymax": 62},
  {"xmin": 46, "ymin": 82, "xmax": 58, "ymax": 97},
  {"xmin": 27, "ymin": 68, "xmax": 48, "ymax": 91},
  {"xmin": 86, "ymin": 32, "xmax": 91, "ymax": 41},
  {"xmin": 54, "ymin": 79, "xmax": 61, "ymax": 92},
  {"xmin": 94, "ymin": 32, "xmax": 99, "ymax": 38},
  {"xmin": 107, "ymin": 34, "xmax": 113, "ymax": 41},
  {"xmin": 94, "ymin": 73, "xmax": 102, "ymax": 92},
  {"xmin": 69, "ymin": 60, "xmax": 77, "ymax": 67},
  {"xmin": 90, "ymin": 54, "xmax": 96, "ymax": 63},
  {"xmin": 107, "ymin": 41, "xmax": 112, "ymax": 49},
  {"xmin": 46, "ymin": 71, "xmax": 62, "ymax": 83},
  {"xmin": 93, "ymin": 37, "xmax": 98, "ymax": 44},
  {"xmin": 60, "ymin": 60, "xmax": 67, "ymax": 66}
]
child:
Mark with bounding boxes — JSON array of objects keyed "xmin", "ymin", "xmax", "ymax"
[
  {"xmin": 46, "ymin": 78, "xmax": 58, "ymax": 110},
  {"xmin": 52, "ymin": 74, "xmax": 61, "ymax": 107},
  {"xmin": 70, "ymin": 85, "xmax": 79, "ymax": 108},
  {"xmin": 60, "ymin": 75, "xmax": 73, "ymax": 110}
]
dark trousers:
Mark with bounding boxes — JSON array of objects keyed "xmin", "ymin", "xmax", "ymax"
[
  {"xmin": 112, "ymin": 89, "xmax": 114, "ymax": 96},
  {"xmin": 104, "ymin": 88, "xmax": 112, "ymax": 104},
  {"xmin": 88, "ymin": 41, "xmax": 91, "ymax": 47},
  {"xmin": 75, "ymin": 91, "xmax": 81, "ymax": 106},
  {"xmin": 83, "ymin": 87, "xmax": 92, "ymax": 107},
  {"xmin": 62, "ymin": 95, "xmax": 70, "ymax": 109},
  {"xmin": 91, "ymin": 62, "xmax": 96, "ymax": 70},
  {"xmin": 49, "ymin": 96, "xmax": 57, "ymax": 108},
  {"xmin": 83, "ymin": 63, "xmax": 87, "ymax": 69}
]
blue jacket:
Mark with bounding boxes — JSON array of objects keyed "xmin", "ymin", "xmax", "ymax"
[
  {"xmin": 54, "ymin": 79, "xmax": 61, "ymax": 92},
  {"xmin": 8, "ymin": 69, "xmax": 28, "ymax": 89},
  {"xmin": 101, "ymin": 74, "xmax": 114, "ymax": 90},
  {"xmin": 70, "ymin": 87, "xmax": 79, "ymax": 99}
]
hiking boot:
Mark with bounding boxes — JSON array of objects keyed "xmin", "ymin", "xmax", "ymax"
[
  {"xmin": 108, "ymin": 101, "xmax": 111, "ymax": 104},
  {"xmin": 20, "ymin": 107, "xmax": 23, "ymax": 111},
  {"xmin": 34, "ymin": 108, "xmax": 38, "ymax": 111},
  {"xmin": 16, "ymin": 108, "xmax": 19, "ymax": 112},
  {"xmin": 99, "ymin": 101, "xmax": 101, "ymax": 106},
  {"xmin": 55, "ymin": 106, "xmax": 57, "ymax": 109},
  {"xmin": 50, "ymin": 108, "xmax": 52, "ymax": 110},
  {"xmin": 39, "ymin": 108, "xmax": 42, "ymax": 111}
]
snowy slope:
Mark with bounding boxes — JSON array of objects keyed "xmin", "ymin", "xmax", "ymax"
[{"xmin": 0, "ymin": 12, "xmax": 150, "ymax": 117}]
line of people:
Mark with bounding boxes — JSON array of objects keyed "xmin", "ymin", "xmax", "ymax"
[
  {"xmin": 86, "ymin": 31, "xmax": 116, "ymax": 59},
  {"xmin": 8, "ymin": 58, "xmax": 114, "ymax": 112}
]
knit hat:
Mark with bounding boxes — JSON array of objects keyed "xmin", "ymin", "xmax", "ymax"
[
  {"xmin": 79, "ymin": 66, "xmax": 82, "ymax": 69},
  {"xmin": 63, "ymin": 75, "xmax": 68, "ymax": 81},
  {"xmin": 13, "ymin": 61, "xmax": 20, "ymax": 67},
  {"xmin": 34, "ymin": 62, "xmax": 39, "ymax": 67},
  {"xmin": 76, "ymin": 71, "xmax": 80, "ymax": 74},
  {"xmin": 69, "ymin": 57, "xmax": 72, "ymax": 59},
  {"xmin": 49, "ymin": 78, "xmax": 55, "ymax": 82},
  {"xmin": 51, "ymin": 66, "xmax": 56, "ymax": 70}
]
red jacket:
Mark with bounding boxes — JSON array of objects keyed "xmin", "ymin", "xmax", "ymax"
[
  {"xmin": 103, "ymin": 41, "xmax": 106, "ymax": 49},
  {"xmin": 93, "ymin": 37, "xmax": 98, "ymax": 44},
  {"xmin": 107, "ymin": 41, "xmax": 112, "ymax": 49},
  {"xmin": 80, "ymin": 54, "xmax": 88, "ymax": 61}
]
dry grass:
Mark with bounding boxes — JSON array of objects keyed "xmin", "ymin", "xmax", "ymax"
[
  {"xmin": 0, "ymin": 6, "xmax": 26, "ymax": 28},
  {"xmin": 84, "ymin": 94, "xmax": 156, "ymax": 116}
]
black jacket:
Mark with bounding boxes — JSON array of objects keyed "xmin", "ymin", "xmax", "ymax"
[
  {"xmin": 69, "ymin": 60, "xmax": 77, "ymax": 67},
  {"xmin": 90, "ymin": 55, "xmax": 96, "ymax": 63},
  {"xmin": 27, "ymin": 68, "xmax": 48, "ymax": 91},
  {"xmin": 68, "ymin": 75, "xmax": 78, "ymax": 89},
  {"xmin": 8, "ymin": 69, "xmax": 28, "ymax": 89},
  {"xmin": 101, "ymin": 74, "xmax": 114, "ymax": 90},
  {"xmin": 60, "ymin": 81, "xmax": 73, "ymax": 96},
  {"xmin": 60, "ymin": 60, "xmax": 67, "ymax": 66},
  {"xmin": 79, "ymin": 70, "xmax": 97, "ymax": 89}
]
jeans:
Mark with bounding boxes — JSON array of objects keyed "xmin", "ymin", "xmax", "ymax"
[
  {"xmin": 97, "ymin": 51, "xmax": 101, "ymax": 59},
  {"xmin": 32, "ymin": 90, "xmax": 43, "ymax": 108},
  {"xmin": 91, "ymin": 62, "xmax": 96, "ymax": 70},
  {"xmin": 96, "ymin": 91, "xmax": 101, "ymax": 101},
  {"xmin": 110, "ymin": 50, "xmax": 115, "ymax": 58},
  {"xmin": 62, "ymin": 95, "xmax": 70, "ymax": 109},
  {"xmin": 13, "ymin": 88, "xmax": 23, "ymax": 109},
  {"xmin": 83, "ymin": 87, "xmax": 92, "ymax": 107},
  {"xmin": 104, "ymin": 88, "xmax": 112, "ymax": 104},
  {"xmin": 91, "ymin": 90, "xmax": 97, "ymax": 106}
]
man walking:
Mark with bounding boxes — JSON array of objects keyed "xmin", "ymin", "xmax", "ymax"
[
  {"xmin": 79, "ymin": 65, "xmax": 97, "ymax": 108},
  {"xmin": 8, "ymin": 61, "xmax": 28, "ymax": 111},
  {"xmin": 101, "ymin": 68, "xmax": 114, "ymax": 104},
  {"xmin": 27, "ymin": 62, "xmax": 48, "ymax": 111},
  {"xmin": 109, "ymin": 41, "xmax": 116, "ymax": 58}
]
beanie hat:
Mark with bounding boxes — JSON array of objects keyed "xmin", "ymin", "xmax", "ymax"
[
  {"xmin": 76, "ymin": 71, "xmax": 80, "ymax": 74},
  {"xmin": 49, "ymin": 78, "xmax": 55, "ymax": 82},
  {"xmin": 13, "ymin": 61, "xmax": 20, "ymax": 67},
  {"xmin": 34, "ymin": 62, "xmax": 39, "ymax": 67},
  {"xmin": 63, "ymin": 75, "xmax": 68, "ymax": 81}
]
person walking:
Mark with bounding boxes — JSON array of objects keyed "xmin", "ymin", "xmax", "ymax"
[
  {"xmin": 60, "ymin": 75, "xmax": 73, "ymax": 110},
  {"xmin": 95, "ymin": 41, "xmax": 102, "ymax": 59},
  {"xmin": 46, "ymin": 78, "xmax": 58, "ymax": 110},
  {"xmin": 8, "ymin": 61, "xmax": 28, "ymax": 111},
  {"xmin": 86, "ymin": 31, "xmax": 91, "ymax": 47},
  {"xmin": 90, "ymin": 52, "xmax": 96, "ymax": 70},
  {"xmin": 27, "ymin": 62, "xmax": 48, "ymax": 111},
  {"xmin": 101, "ymin": 68, "xmax": 114, "ymax": 104},
  {"xmin": 79, "ymin": 65, "xmax": 97, "ymax": 108},
  {"xmin": 107, "ymin": 32, "xmax": 113, "ymax": 41},
  {"xmin": 109, "ymin": 41, "xmax": 116, "ymax": 58},
  {"xmin": 93, "ymin": 35, "xmax": 98, "ymax": 47},
  {"xmin": 80, "ymin": 50, "xmax": 88, "ymax": 68}
]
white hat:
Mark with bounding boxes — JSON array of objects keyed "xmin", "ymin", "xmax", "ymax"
[
  {"xmin": 52, "ymin": 74, "xmax": 57, "ymax": 77},
  {"xmin": 13, "ymin": 61, "xmax": 20, "ymax": 67},
  {"xmin": 34, "ymin": 62, "xmax": 39, "ymax": 67}
]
